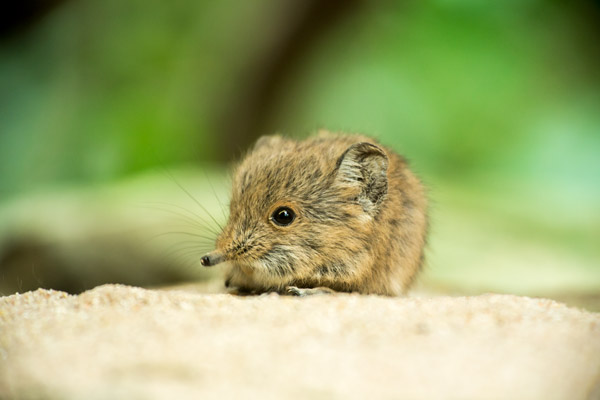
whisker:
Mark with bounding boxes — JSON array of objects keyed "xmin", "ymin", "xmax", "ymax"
[
  {"xmin": 138, "ymin": 203, "xmax": 209, "ymax": 231},
  {"xmin": 162, "ymin": 224, "xmax": 218, "ymax": 239},
  {"xmin": 163, "ymin": 230, "xmax": 217, "ymax": 241},
  {"xmin": 160, "ymin": 167, "xmax": 225, "ymax": 232},
  {"xmin": 203, "ymin": 169, "xmax": 229, "ymax": 221},
  {"xmin": 141, "ymin": 202, "xmax": 222, "ymax": 237},
  {"xmin": 163, "ymin": 246, "xmax": 207, "ymax": 261},
  {"xmin": 161, "ymin": 240, "xmax": 213, "ymax": 255},
  {"xmin": 137, "ymin": 225, "xmax": 218, "ymax": 250},
  {"xmin": 161, "ymin": 241, "xmax": 210, "ymax": 256}
]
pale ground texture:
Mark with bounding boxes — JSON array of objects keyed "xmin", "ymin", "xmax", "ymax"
[{"xmin": 1, "ymin": 285, "xmax": 599, "ymax": 400}]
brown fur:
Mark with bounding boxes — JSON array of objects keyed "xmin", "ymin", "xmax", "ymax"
[{"xmin": 204, "ymin": 131, "xmax": 428, "ymax": 296}]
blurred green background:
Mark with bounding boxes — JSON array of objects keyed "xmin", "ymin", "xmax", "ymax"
[{"xmin": 0, "ymin": 0, "xmax": 598, "ymax": 309}]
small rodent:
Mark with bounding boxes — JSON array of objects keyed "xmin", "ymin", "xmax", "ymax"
[{"xmin": 201, "ymin": 130, "xmax": 428, "ymax": 296}]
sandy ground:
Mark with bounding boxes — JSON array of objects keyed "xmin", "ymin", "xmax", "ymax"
[{"xmin": 1, "ymin": 284, "xmax": 599, "ymax": 400}]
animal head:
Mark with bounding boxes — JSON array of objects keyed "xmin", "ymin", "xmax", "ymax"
[{"xmin": 201, "ymin": 134, "xmax": 389, "ymax": 281}]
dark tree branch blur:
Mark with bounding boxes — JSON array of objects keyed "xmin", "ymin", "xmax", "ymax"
[
  {"xmin": 213, "ymin": 0, "xmax": 364, "ymax": 162},
  {"xmin": 0, "ymin": 0, "xmax": 66, "ymax": 39}
]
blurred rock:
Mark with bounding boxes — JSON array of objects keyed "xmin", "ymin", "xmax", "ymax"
[{"xmin": 1, "ymin": 285, "xmax": 598, "ymax": 399}]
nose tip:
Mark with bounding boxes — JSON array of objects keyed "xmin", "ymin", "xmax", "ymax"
[{"xmin": 200, "ymin": 251, "xmax": 225, "ymax": 267}]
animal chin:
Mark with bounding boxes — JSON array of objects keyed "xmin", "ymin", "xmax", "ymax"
[{"xmin": 231, "ymin": 258, "xmax": 263, "ymax": 275}]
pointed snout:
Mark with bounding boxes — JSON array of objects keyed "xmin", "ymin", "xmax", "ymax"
[{"xmin": 200, "ymin": 251, "xmax": 225, "ymax": 267}]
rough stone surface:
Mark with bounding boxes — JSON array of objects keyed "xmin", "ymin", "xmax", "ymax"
[{"xmin": 1, "ymin": 284, "xmax": 599, "ymax": 399}]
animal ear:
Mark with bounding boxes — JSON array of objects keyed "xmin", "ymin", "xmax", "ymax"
[
  {"xmin": 254, "ymin": 135, "xmax": 283, "ymax": 150},
  {"xmin": 335, "ymin": 142, "xmax": 389, "ymax": 215}
]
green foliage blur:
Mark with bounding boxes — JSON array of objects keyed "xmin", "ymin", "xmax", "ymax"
[{"xmin": 0, "ymin": 0, "xmax": 598, "ymax": 302}]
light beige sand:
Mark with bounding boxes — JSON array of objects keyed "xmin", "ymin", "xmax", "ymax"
[{"xmin": 1, "ymin": 284, "xmax": 599, "ymax": 400}]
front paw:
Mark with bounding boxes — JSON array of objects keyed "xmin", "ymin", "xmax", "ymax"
[
  {"xmin": 286, "ymin": 286, "xmax": 306, "ymax": 296},
  {"xmin": 285, "ymin": 286, "xmax": 336, "ymax": 296}
]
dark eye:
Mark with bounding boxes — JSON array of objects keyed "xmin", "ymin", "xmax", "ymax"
[{"xmin": 271, "ymin": 207, "xmax": 296, "ymax": 226}]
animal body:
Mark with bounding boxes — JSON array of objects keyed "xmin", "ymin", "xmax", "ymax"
[{"xmin": 201, "ymin": 131, "xmax": 428, "ymax": 296}]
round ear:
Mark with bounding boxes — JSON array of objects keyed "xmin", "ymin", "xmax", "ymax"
[
  {"xmin": 253, "ymin": 135, "xmax": 284, "ymax": 150},
  {"xmin": 335, "ymin": 142, "xmax": 389, "ymax": 215}
]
